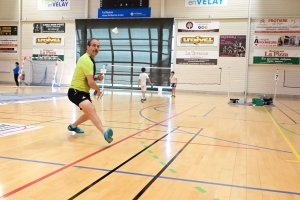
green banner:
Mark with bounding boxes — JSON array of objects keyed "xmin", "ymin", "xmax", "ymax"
[
  {"xmin": 32, "ymin": 54, "xmax": 64, "ymax": 61},
  {"xmin": 253, "ymin": 56, "xmax": 300, "ymax": 65}
]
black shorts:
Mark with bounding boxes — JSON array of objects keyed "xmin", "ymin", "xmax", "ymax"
[{"xmin": 68, "ymin": 88, "xmax": 91, "ymax": 108}]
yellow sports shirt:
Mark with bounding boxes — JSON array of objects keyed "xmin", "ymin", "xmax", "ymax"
[{"xmin": 70, "ymin": 53, "xmax": 94, "ymax": 93}]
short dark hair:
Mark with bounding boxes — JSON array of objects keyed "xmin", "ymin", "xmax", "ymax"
[
  {"xmin": 15, "ymin": 62, "xmax": 19, "ymax": 65},
  {"xmin": 171, "ymin": 71, "xmax": 175, "ymax": 74},
  {"xmin": 87, "ymin": 38, "xmax": 98, "ymax": 46},
  {"xmin": 141, "ymin": 67, "xmax": 146, "ymax": 72}
]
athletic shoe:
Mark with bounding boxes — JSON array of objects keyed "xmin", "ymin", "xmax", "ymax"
[
  {"xmin": 141, "ymin": 99, "xmax": 144, "ymax": 103},
  {"xmin": 67, "ymin": 124, "xmax": 84, "ymax": 133},
  {"xmin": 103, "ymin": 128, "xmax": 113, "ymax": 143},
  {"xmin": 143, "ymin": 98, "xmax": 147, "ymax": 101}
]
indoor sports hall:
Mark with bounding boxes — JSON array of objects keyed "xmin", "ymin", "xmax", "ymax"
[{"xmin": 1, "ymin": 0, "xmax": 300, "ymax": 200}]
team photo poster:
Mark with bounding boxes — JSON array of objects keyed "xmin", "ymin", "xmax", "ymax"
[{"xmin": 219, "ymin": 35, "xmax": 246, "ymax": 57}]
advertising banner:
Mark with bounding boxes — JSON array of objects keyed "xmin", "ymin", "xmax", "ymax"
[
  {"xmin": 32, "ymin": 49, "xmax": 64, "ymax": 61},
  {"xmin": 177, "ymin": 35, "xmax": 218, "ymax": 46},
  {"xmin": 0, "ymin": 37, "xmax": 18, "ymax": 46},
  {"xmin": 98, "ymin": 8, "xmax": 151, "ymax": 18},
  {"xmin": 0, "ymin": 47, "xmax": 17, "ymax": 57},
  {"xmin": 178, "ymin": 21, "xmax": 219, "ymax": 32},
  {"xmin": 38, "ymin": 0, "xmax": 70, "ymax": 10},
  {"xmin": 33, "ymin": 23, "xmax": 65, "ymax": 33},
  {"xmin": 253, "ymin": 35, "xmax": 300, "ymax": 47},
  {"xmin": 185, "ymin": 0, "xmax": 228, "ymax": 7},
  {"xmin": 253, "ymin": 49, "xmax": 300, "ymax": 65},
  {"xmin": 176, "ymin": 51, "xmax": 218, "ymax": 65},
  {"xmin": 219, "ymin": 35, "xmax": 246, "ymax": 57},
  {"xmin": 0, "ymin": 26, "xmax": 18, "ymax": 35},
  {"xmin": 33, "ymin": 36, "xmax": 64, "ymax": 46},
  {"xmin": 255, "ymin": 18, "xmax": 300, "ymax": 33}
]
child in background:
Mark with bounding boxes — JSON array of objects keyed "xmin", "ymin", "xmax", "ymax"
[
  {"xmin": 138, "ymin": 67, "xmax": 153, "ymax": 103},
  {"xmin": 170, "ymin": 71, "xmax": 177, "ymax": 97}
]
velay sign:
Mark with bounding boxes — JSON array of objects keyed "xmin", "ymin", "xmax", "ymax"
[
  {"xmin": 98, "ymin": 8, "xmax": 151, "ymax": 18},
  {"xmin": 38, "ymin": 0, "xmax": 70, "ymax": 11},
  {"xmin": 185, "ymin": 0, "xmax": 227, "ymax": 7},
  {"xmin": 253, "ymin": 50, "xmax": 300, "ymax": 65}
]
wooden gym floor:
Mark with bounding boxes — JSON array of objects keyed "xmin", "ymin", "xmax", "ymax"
[{"xmin": 0, "ymin": 85, "xmax": 300, "ymax": 200}]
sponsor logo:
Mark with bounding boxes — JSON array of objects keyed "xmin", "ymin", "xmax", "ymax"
[
  {"xmin": 181, "ymin": 36, "xmax": 214, "ymax": 44},
  {"xmin": 36, "ymin": 36, "xmax": 62, "ymax": 44}
]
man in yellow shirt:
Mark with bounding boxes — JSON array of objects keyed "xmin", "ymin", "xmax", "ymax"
[{"xmin": 67, "ymin": 38, "xmax": 113, "ymax": 143}]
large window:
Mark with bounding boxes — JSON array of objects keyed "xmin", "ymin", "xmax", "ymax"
[{"xmin": 76, "ymin": 18, "xmax": 174, "ymax": 88}]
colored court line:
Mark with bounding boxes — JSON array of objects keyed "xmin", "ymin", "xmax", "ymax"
[
  {"xmin": 140, "ymin": 106, "xmax": 291, "ymax": 154},
  {"xmin": 72, "ymin": 166, "xmax": 300, "ymax": 196},
  {"xmin": 68, "ymin": 133, "xmax": 170, "ymax": 199},
  {"xmin": 133, "ymin": 129, "xmax": 202, "ymax": 199},
  {"xmin": 268, "ymin": 109, "xmax": 300, "ymax": 137},
  {"xmin": 132, "ymin": 137, "xmax": 260, "ymax": 150},
  {"xmin": 204, "ymin": 107, "xmax": 216, "ymax": 117},
  {"xmin": 195, "ymin": 186, "xmax": 206, "ymax": 193},
  {"xmin": 276, "ymin": 106, "xmax": 297, "ymax": 124},
  {"xmin": 264, "ymin": 107, "xmax": 300, "ymax": 162},
  {"xmin": 0, "ymin": 156, "xmax": 65, "ymax": 166},
  {"xmin": 0, "ymin": 103, "xmax": 200, "ymax": 199}
]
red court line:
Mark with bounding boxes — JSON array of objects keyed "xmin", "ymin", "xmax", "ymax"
[
  {"xmin": 0, "ymin": 103, "xmax": 200, "ymax": 199},
  {"xmin": 132, "ymin": 137, "xmax": 260, "ymax": 150}
]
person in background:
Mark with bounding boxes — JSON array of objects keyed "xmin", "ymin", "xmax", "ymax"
[
  {"xmin": 13, "ymin": 62, "xmax": 19, "ymax": 88},
  {"xmin": 170, "ymin": 71, "xmax": 177, "ymax": 97},
  {"xmin": 138, "ymin": 67, "xmax": 153, "ymax": 103}
]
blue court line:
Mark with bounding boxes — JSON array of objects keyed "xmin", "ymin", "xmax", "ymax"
[
  {"xmin": 0, "ymin": 155, "xmax": 65, "ymax": 166},
  {"xmin": 140, "ymin": 105, "xmax": 292, "ymax": 154},
  {"xmin": 1, "ymin": 155, "xmax": 299, "ymax": 196},
  {"xmin": 73, "ymin": 165, "xmax": 300, "ymax": 196}
]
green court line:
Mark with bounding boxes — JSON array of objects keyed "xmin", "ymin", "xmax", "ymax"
[
  {"xmin": 147, "ymin": 150, "xmax": 153, "ymax": 153},
  {"xmin": 169, "ymin": 169, "xmax": 177, "ymax": 173},
  {"xmin": 195, "ymin": 186, "xmax": 206, "ymax": 193},
  {"xmin": 213, "ymin": 198, "xmax": 220, "ymax": 200},
  {"xmin": 138, "ymin": 134, "xmax": 141, "ymax": 137},
  {"xmin": 141, "ymin": 141, "xmax": 145, "ymax": 144},
  {"xmin": 153, "ymin": 155, "xmax": 159, "ymax": 159},
  {"xmin": 160, "ymin": 161, "xmax": 166, "ymax": 166},
  {"xmin": 143, "ymin": 145, "xmax": 148, "ymax": 148},
  {"xmin": 268, "ymin": 109, "xmax": 300, "ymax": 137}
]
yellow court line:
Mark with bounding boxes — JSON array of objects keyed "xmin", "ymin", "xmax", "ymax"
[
  {"xmin": 287, "ymin": 160, "xmax": 300, "ymax": 163},
  {"xmin": 264, "ymin": 107, "xmax": 300, "ymax": 162}
]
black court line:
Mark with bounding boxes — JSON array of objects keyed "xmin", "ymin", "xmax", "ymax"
[
  {"xmin": 277, "ymin": 100, "xmax": 300, "ymax": 116},
  {"xmin": 68, "ymin": 127, "xmax": 180, "ymax": 200},
  {"xmin": 203, "ymin": 107, "xmax": 216, "ymax": 117},
  {"xmin": 275, "ymin": 106, "xmax": 297, "ymax": 124},
  {"xmin": 133, "ymin": 128, "xmax": 202, "ymax": 200}
]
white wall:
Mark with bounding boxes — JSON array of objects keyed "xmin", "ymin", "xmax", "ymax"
[
  {"xmin": 0, "ymin": 0, "xmax": 299, "ymax": 95},
  {"xmin": 248, "ymin": 0, "xmax": 300, "ymax": 96}
]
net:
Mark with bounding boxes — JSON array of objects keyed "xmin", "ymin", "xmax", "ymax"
[
  {"xmin": 96, "ymin": 64, "xmax": 222, "ymax": 87},
  {"xmin": 97, "ymin": 64, "xmax": 171, "ymax": 87},
  {"xmin": 20, "ymin": 57, "xmax": 64, "ymax": 87},
  {"xmin": 283, "ymin": 70, "xmax": 300, "ymax": 88}
]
